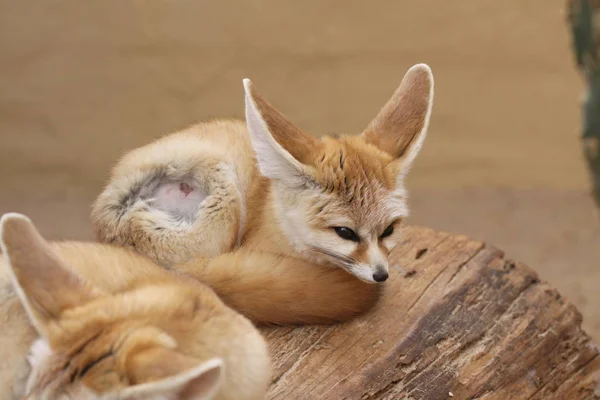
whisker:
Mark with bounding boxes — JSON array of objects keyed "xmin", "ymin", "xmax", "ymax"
[{"xmin": 310, "ymin": 246, "xmax": 357, "ymax": 267}]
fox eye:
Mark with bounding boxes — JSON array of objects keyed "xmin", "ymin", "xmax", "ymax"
[
  {"xmin": 380, "ymin": 224, "xmax": 394, "ymax": 239},
  {"xmin": 77, "ymin": 351, "xmax": 113, "ymax": 379},
  {"xmin": 334, "ymin": 227, "xmax": 359, "ymax": 242}
]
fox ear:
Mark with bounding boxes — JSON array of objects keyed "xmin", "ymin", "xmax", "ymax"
[
  {"xmin": 122, "ymin": 346, "xmax": 223, "ymax": 400},
  {"xmin": 0, "ymin": 213, "xmax": 102, "ymax": 339},
  {"xmin": 243, "ymin": 79, "xmax": 321, "ymax": 187},
  {"xmin": 361, "ymin": 64, "xmax": 434, "ymax": 175}
]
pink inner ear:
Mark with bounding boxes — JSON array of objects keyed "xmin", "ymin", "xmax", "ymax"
[{"xmin": 154, "ymin": 182, "xmax": 206, "ymax": 223}]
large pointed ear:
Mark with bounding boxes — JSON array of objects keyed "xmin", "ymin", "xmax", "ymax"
[
  {"xmin": 361, "ymin": 64, "xmax": 434, "ymax": 174},
  {"xmin": 122, "ymin": 346, "xmax": 223, "ymax": 400},
  {"xmin": 243, "ymin": 79, "xmax": 322, "ymax": 187},
  {"xmin": 0, "ymin": 213, "xmax": 102, "ymax": 339}
]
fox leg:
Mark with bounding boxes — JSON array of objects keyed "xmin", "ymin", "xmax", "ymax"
[{"xmin": 92, "ymin": 158, "xmax": 242, "ymax": 266}]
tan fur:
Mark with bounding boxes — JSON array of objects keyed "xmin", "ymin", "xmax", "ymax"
[
  {"xmin": 362, "ymin": 65, "xmax": 433, "ymax": 160},
  {"xmin": 0, "ymin": 214, "xmax": 270, "ymax": 400},
  {"xmin": 91, "ymin": 64, "xmax": 435, "ymax": 325}
]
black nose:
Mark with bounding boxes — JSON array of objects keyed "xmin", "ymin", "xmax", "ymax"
[{"xmin": 373, "ymin": 267, "xmax": 389, "ymax": 282}]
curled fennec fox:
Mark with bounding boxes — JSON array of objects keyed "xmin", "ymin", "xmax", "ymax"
[
  {"xmin": 0, "ymin": 213, "xmax": 270, "ymax": 400},
  {"xmin": 92, "ymin": 64, "xmax": 435, "ymax": 325}
]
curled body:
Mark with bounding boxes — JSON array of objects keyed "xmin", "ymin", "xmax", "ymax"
[
  {"xmin": 0, "ymin": 213, "xmax": 271, "ymax": 400},
  {"xmin": 92, "ymin": 64, "xmax": 436, "ymax": 325}
]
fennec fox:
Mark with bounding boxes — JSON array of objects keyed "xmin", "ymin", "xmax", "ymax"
[
  {"xmin": 92, "ymin": 64, "xmax": 435, "ymax": 325},
  {"xmin": 0, "ymin": 213, "xmax": 270, "ymax": 400}
]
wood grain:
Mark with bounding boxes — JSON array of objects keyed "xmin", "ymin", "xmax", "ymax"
[{"xmin": 262, "ymin": 226, "xmax": 600, "ymax": 400}]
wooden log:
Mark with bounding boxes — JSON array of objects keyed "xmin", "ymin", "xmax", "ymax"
[{"xmin": 262, "ymin": 226, "xmax": 600, "ymax": 399}]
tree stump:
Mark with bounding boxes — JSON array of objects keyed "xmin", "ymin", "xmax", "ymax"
[{"xmin": 262, "ymin": 226, "xmax": 600, "ymax": 399}]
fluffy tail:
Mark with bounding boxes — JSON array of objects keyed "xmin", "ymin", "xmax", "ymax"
[
  {"xmin": 176, "ymin": 250, "xmax": 381, "ymax": 325},
  {"xmin": 91, "ymin": 135, "xmax": 242, "ymax": 266}
]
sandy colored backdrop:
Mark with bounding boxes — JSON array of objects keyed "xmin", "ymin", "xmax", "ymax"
[{"xmin": 2, "ymin": 0, "xmax": 599, "ymax": 338}]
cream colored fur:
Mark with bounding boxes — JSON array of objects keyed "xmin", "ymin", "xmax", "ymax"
[
  {"xmin": 91, "ymin": 64, "xmax": 435, "ymax": 325},
  {"xmin": 0, "ymin": 213, "xmax": 270, "ymax": 400}
]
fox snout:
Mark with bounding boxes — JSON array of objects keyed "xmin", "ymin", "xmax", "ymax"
[
  {"xmin": 337, "ymin": 242, "xmax": 392, "ymax": 284},
  {"xmin": 361, "ymin": 245, "xmax": 390, "ymax": 283},
  {"xmin": 372, "ymin": 265, "xmax": 389, "ymax": 282},
  {"xmin": 347, "ymin": 262, "xmax": 389, "ymax": 284}
]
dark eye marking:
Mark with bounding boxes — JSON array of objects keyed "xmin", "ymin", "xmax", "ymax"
[
  {"xmin": 380, "ymin": 222, "xmax": 396, "ymax": 239},
  {"xmin": 79, "ymin": 351, "xmax": 113, "ymax": 378},
  {"xmin": 333, "ymin": 227, "xmax": 360, "ymax": 242}
]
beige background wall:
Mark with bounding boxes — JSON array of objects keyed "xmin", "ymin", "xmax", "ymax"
[{"xmin": 2, "ymin": 0, "xmax": 599, "ymax": 337}]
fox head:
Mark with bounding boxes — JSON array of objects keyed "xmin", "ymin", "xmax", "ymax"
[
  {"xmin": 244, "ymin": 64, "xmax": 434, "ymax": 284},
  {"xmin": 0, "ymin": 213, "xmax": 223, "ymax": 400}
]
